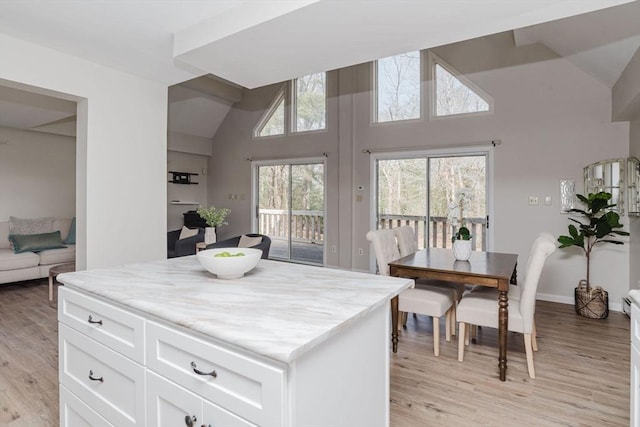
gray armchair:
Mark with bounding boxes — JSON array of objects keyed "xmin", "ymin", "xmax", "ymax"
[
  {"xmin": 167, "ymin": 227, "xmax": 205, "ymax": 258},
  {"xmin": 205, "ymin": 234, "xmax": 271, "ymax": 259}
]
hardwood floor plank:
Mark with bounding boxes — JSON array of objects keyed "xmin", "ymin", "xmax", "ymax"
[{"xmin": 0, "ymin": 281, "xmax": 630, "ymax": 426}]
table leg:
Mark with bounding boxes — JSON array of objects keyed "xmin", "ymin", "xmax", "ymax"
[
  {"xmin": 49, "ymin": 274, "xmax": 54, "ymax": 302},
  {"xmin": 391, "ymin": 295, "xmax": 399, "ymax": 353},
  {"xmin": 498, "ymin": 290, "xmax": 508, "ymax": 381}
]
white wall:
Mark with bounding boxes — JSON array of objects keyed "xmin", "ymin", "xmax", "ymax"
[
  {"xmin": 0, "ymin": 127, "xmax": 76, "ymax": 220},
  {"xmin": 0, "ymin": 34, "xmax": 168, "ymax": 269},
  {"xmin": 167, "ymin": 150, "xmax": 208, "ymax": 231},
  {"xmin": 208, "ymin": 32, "xmax": 633, "ymax": 309}
]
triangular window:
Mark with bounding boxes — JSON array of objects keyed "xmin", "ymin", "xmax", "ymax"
[
  {"xmin": 431, "ymin": 54, "xmax": 492, "ymax": 117},
  {"xmin": 255, "ymin": 88, "xmax": 285, "ymax": 138}
]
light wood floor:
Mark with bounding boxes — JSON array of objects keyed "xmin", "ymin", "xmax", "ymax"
[{"xmin": 0, "ymin": 280, "xmax": 631, "ymax": 426}]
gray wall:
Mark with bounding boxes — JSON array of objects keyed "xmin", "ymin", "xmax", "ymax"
[
  {"xmin": 208, "ymin": 31, "xmax": 633, "ymax": 308},
  {"xmin": 0, "ymin": 127, "xmax": 76, "ymax": 220}
]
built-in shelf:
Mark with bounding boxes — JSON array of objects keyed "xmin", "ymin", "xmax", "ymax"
[
  {"xmin": 168, "ymin": 171, "xmax": 198, "ymax": 185},
  {"xmin": 169, "ymin": 201, "xmax": 199, "ymax": 205}
]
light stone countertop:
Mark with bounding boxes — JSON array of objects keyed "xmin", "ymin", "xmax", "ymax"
[
  {"xmin": 629, "ymin": 289, "xmax": 640, "ymax": 305},
  {"xmin": 58, "ymin": 257, "xmax": 413, "ymax": 364}
]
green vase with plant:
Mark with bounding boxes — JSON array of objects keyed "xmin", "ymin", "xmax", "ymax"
[
  {"xmin": 197, "ymin": 206, "xmax": 230, "ymax": 245},
  {"xmin": 557, "ymin": 191, "xmax": 628, "ymax": 318}
]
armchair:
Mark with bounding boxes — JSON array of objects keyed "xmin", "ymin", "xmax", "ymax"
[
  {"xmin": 167, "ymin": 227, "xmax": 205, "ymax": 258},
  {"xmin": 205, "ymin": 233, "xmax": 271, "ymax": 259}
]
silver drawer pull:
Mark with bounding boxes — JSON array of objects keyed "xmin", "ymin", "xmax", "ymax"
[
  {"xmin": 88, "ymin": 370, "xmax": 103, "ymax": 382},
  {"xmin": 184, "ymin": 415, "xmax": 197, "ymax": 426},
  {"xmin": 88, "ymin": 315, "xmax": 103, "ymax": 325},
  {"xmin": 190, "ymin": 361, "xmax": 217, "ymax": 378}
]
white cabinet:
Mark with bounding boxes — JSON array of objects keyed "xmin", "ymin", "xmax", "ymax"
[
  {"xmin": 147, "ymin": 370, "xmax": 255, "ymax": 427},
  {"xmin": 59, "ymin": 286, "xmax": 392, "ymax": 426},
  {"xmin": 632, "ymin": 302, "xmax": 640, "ymax": 427}
]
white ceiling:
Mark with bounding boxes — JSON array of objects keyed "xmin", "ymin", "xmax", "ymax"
[
  {"xmin": 0, "ymin": 0, "xmax": 636, "ymax": 88},
  {"xmin": 1, "ymin": 0, "xmax": 638, "ymax": 138}
]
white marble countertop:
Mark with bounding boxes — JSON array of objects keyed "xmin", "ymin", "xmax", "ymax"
[
  {"xmin": 629, "ymin": 290, "xmax": 640, "ymax": 305},
  {"xmin": 58, "ymin": 257, "xmax": 413, "ymax": 364}
]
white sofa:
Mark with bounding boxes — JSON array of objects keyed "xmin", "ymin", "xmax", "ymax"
[{"xmin": 0, "ymin": 218, "xmax": 76, "ymax": 284}]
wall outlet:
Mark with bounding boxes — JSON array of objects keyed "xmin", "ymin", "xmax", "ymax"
[
  {"xmin": 331, "ymin": 245, "xmax": 337, "ymax": 253},
  {"xmin": 528, "ymin": 196, "xmax": 539, "ymax": 206},
  {"xmin": 358, "ymin": 248, "xmax": 364, "ymax": 255}
]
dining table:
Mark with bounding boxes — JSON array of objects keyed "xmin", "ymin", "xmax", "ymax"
[{"xmin": 388, "ymin": 247, "xmax": 518, "ymax": 381}]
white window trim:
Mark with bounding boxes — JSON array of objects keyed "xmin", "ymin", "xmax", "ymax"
[
  {"xmin": 368, "ymin": 145, "xmax": 494, "ymax": 272},
  {"xmin": 291, "ymin": 73, "xmax": 328, "ymax": 134},
  {"xmin": 253, "ymin": 84, "xmax": 286, "ymax": 139},
  {"xmin": 251, "ymin": 156, "xmax": 328, "ymax": 266},
  {"xmin": 428, "ymin": 51, "xmax": 494, "ymax": 120},
  {"xmin": 372, "ymin": 51, "xmax": 424, "ymax": 125}
]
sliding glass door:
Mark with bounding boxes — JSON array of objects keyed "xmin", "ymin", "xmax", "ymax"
[
  {"xmin": 375, "ymin": 150, "xmax": 489, "ymax": 251},
  {"xmin": 254, "ymin": 160, "xmax": 325, "ymax": 265}
]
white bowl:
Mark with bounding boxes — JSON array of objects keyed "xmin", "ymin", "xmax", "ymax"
[{"xmin": 197, "ymin": 247, "xmax": 262, "ymax": 279}]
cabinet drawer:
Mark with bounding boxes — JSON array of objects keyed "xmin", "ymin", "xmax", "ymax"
[
  {"xmin": 60, "ymin": 385, "xmax": 113, "ymax": 427},
  {"xmin": 59, "ymin": 323, "xmax": 145, "ymax": 427},
  {"xmin": 146, "ymin": 321, "xmax": 284, "ymax": 426},
  {"xmin": 633, "ymin": 303, "xmax": 640, "ymax": 349},
  {"xmin": 59, "ymin": 287, "xmax": 145, "ymax": 363},
  {"xmin": 147, "ymin": 370, "xmax": 255, "ymax": 427}
]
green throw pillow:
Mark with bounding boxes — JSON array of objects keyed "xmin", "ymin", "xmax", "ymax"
[
  {"xmin": 9, "ymin": 231, "xmax": 67, "ymax": 254},
  {"xmin": 64, "ymin": 217, "xmax": 76, "ymax": 244}
]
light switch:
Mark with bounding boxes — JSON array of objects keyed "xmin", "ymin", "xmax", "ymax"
[{"xmin": 545, "ymin": 196, "xmax": 552, "ymax": 205}]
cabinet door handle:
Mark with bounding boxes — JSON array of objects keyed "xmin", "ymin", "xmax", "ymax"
[
  {"xmin": 88, "ymin": 315, "xmax": 103, "ymax": 325},
  {"xmin": 184, "ymin": 415, "xmax": 197, "ymax": 426},
  {"xmin": 88, "ymin": 370, "xmax": 103, "ymax": 382},
  {"xmin": 190, "ymin": 361, "xmax": 217, "ymax": 378}
]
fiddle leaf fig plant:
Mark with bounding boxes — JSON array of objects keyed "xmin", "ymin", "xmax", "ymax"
[{"xmin": 557, "ymin": 192, "xmax": 628, "ymax": 291}]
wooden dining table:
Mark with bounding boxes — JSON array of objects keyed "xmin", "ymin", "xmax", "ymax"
[{"xmin": 388, "ymin": 247, "xmax": 518, "ymax": 381}]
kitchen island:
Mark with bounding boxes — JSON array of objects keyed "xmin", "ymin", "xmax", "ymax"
[{"xmin": 57, "ymin": 256, "xmax": 413, "ymax": 427}]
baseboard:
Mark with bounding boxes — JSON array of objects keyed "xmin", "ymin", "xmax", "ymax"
[{"xmin": 536, "ymin": 293, "xmax": 622, "ymax": 313}]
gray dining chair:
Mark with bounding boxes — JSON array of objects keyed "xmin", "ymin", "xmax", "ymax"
[
  {"xmin": 456, "ymin": 232, "xmax": 557, "ymax": 378},
  {"xmin": 366, "ymin": 228, "xmax": 456, "ymax": 356}
]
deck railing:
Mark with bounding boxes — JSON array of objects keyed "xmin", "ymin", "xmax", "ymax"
[
  {"xmin": 378, "ymin": 214, "xmax": 487, "ymax": 251},
  {"xmin": 258, "ymin": 209, "xmax": 324, "ymax": 243},
  {"xmin": 258, "ymin": 209, "xmax": 486, "ymax": 250}
]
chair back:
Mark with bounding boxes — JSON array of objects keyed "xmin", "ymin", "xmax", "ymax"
[
  {"xmin": 519, "ymin": 232, "xmax": 557, "ymax": 332},
  {"xmin": 394, "ymin": 226, "xmax": 419, "ymax": 257},
  {"xmin": 366, "ymin": 228, "xmax": 401, "ymax": 276}
]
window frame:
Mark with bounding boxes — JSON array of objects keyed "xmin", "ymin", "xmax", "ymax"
[
  {"xmin": 291, "ymin": 72, "xmax": 328, "ymax": 134},
  {"xmin": 253, "ymin": 84, "xmax": 287, "ymax": 139},
  {"xmin": 428, "ymin": 51, "xmax": 494, "ymax": 120},
  {"xmin": 372, "ymin": 50, "xmax": 424, "ymax": 125}
]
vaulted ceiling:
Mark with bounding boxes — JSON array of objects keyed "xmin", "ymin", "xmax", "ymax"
[{"xmin": 1, "ymin": 0, "xmax": 638, "ymax": 139}]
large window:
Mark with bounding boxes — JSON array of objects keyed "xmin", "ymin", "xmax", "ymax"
[
  {"xmin": 293, "ymin": 72, "xmax": 326, "ymax": 132},
  {"xmin": 375, "ymin": 51, "xmax": 421, "ymax": 123},
  {"xmin": 431, "ymin": 53, "xmax": 492, "ymax": 117},
  {"xmin": 253, "ymin": 159, "xmax": 325, "ymax": 265},
  {"xmin": 254, "ymin": 88, "xmax": 285, "ymax": 138},
  {"xmin": 375, "ymin": 150, "xmax": 490, "ymax": 251}
]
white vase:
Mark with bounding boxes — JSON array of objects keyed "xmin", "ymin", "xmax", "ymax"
[
  {"xmin": 204, "ymin": 227, "xmax": 217, "ymax": 245},
  {"xmin": 453, "ymin": 239, "xmax": 472, "ymax": 261}
]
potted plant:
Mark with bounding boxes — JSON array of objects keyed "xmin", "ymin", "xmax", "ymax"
[
  {"xmin": 557, "ymin": 191, "xmax": 629, "ymax": 319},
  {"xmin": 452, "ymin": 226, "xmax": 473, "ymax": 261},
  {"xmin": 197, "ymin": 206, "xmax": 231, "ymax": 245}
]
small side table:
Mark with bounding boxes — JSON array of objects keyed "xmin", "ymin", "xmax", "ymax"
[
  {"xmin": 196, "ymin": 242, "xmax": 207, "ymax": 253},
  {"xmin": 49, "ymin": 262, "xmax": 75, "ymax": 306}
]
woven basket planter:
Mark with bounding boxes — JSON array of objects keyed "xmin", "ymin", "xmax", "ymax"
[{"xmin": 574, "ymin": 280, "xmax": 609, "ymax": 319}]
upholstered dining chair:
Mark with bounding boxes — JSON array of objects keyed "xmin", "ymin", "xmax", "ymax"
[
  {"xmin": 393, "ymin": 225, "xmax": 465, "ymax": 333},
  {"xmin": 456, "ymin": 232, "xmax": 557, "ymax": 378},
  {"xmin": 366, "ymin": 228, "xmax": 456, "ymax": 356}
]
